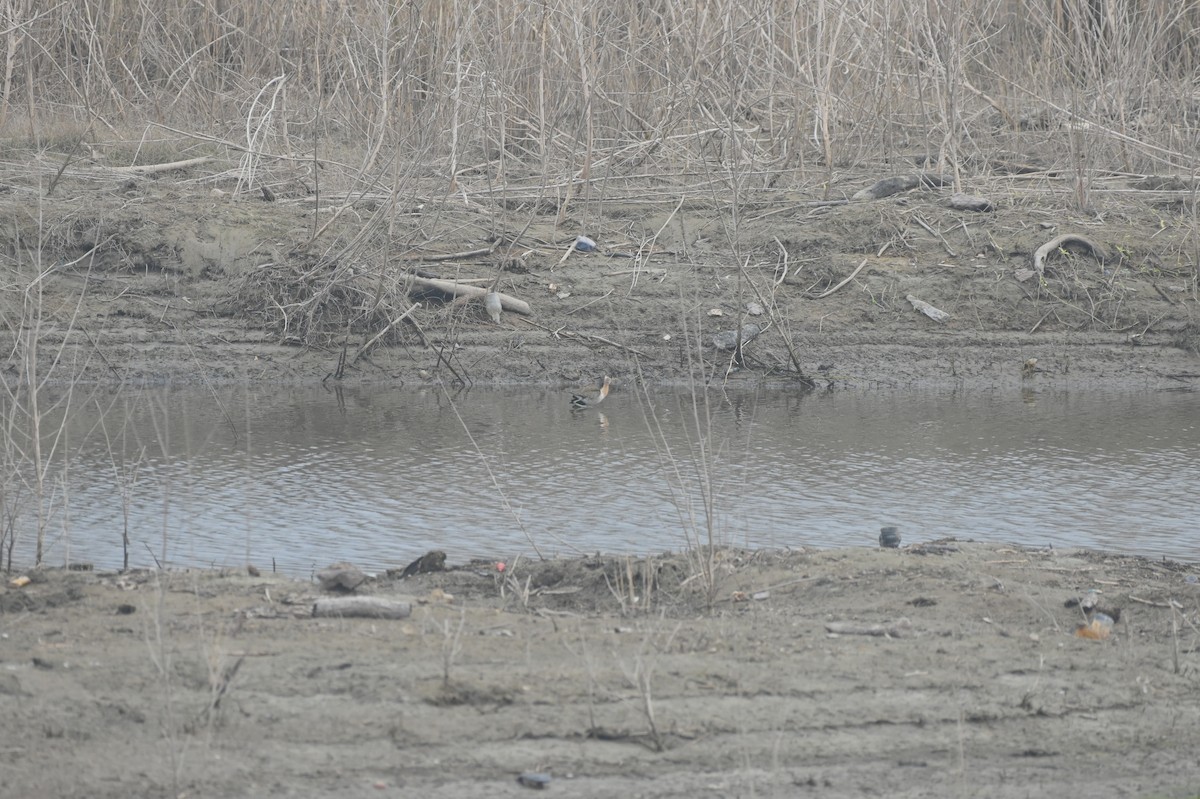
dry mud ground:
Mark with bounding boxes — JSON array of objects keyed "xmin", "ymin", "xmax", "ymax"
[
  {"xmin": 1, "ymin": 161, "xmax": 1199, "ymax": 389},
  {"xmin": 1, "ymin": 543, "xmax": 1198, "ymax": 798}
]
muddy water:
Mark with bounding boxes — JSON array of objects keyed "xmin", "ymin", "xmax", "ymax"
[{"xmin": 13, "ymin": 384, "xmax": 1199, "ymax": 573}]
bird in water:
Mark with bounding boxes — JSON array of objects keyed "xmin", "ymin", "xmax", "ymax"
[{"xmin": 570, "ymin": 375, "xmax": 611, "ymax": 409}]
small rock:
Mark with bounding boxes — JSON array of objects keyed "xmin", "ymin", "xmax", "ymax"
[
  {"xmin": 317, "ymin": 562, "xmax": 366, "ymax": 593},
  {"xmin": 707, "ymin": 308, "xmax": 724, "ymax": 317},
  {"xmin": 574, "ymin": 235, "xmax": 596, "ymax": 252},
  {"xmin": 517, "ymin": 772, "xmax": 552, "ymax": 789},
  {"xmin": 713, "ymin": 323, "xmax": 762, "ymax": 351},
  {"xmin": 746, "ymin": 302, "xmax": 764, "ymax": 316},
  {"xmin": 0, "ymin": 672, "xmax": 24, "ymax": 697}
]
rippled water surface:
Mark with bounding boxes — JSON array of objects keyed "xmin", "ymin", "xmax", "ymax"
[{"xmin": 9, "ymin": 384, "xmax": 1198, "ymax": 572}]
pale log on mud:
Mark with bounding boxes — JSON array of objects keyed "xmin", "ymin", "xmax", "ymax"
[
  {"xmin": 312, "ymin": 597, "xmax": 412, "ymax": 619},
  {"xmin": 109, "ymin": 156, "xmax": 215, "ymax": 175},
  {"xmin": 1032, "ymin": 234, "xmax": 1109, "ymax": 276},
  {"xmin": 825, "ymin": 618, "xmax": 914, "ymax": 638},
  {"xmin": 406, "ymin": 275, "xmax": 532, "ymax": 316}
]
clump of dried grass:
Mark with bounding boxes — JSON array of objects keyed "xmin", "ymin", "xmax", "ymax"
[{"xmin": 3, "ymin": 0, "xmax": 1197, "ymax": 187}]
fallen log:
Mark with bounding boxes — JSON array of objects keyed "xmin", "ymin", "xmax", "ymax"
[
  {"xmin": 825, "ymin": 618, "xmax": 914, "ymax": 638},
  {"xmin": 852, "ymin": 173, "xmax": 949, "ymax": 201},
  {"xmin": 312, "ymin": 597, "xmax": 412, "ymax": 619},
  {"xmin": 406, "ymin": 275, "xmax": 532, "ymax": 316},
  {"xmin": 109, "ymin": 156, "xmax": 215, "ymax": 175}
]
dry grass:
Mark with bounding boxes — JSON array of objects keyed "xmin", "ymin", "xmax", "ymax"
[{"xmin": 4, "ymin": 0, "xmax": 1198, "ymax": 191}]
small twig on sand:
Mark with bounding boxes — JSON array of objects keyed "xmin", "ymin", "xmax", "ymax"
[
  {"xmin": 351, "ymin": 302, "xmax": 421, "ymax": 364},
  {"xmin": 567, "ymin": 288, "xmax": 614, "ymax": 316},
  {"xmin": 738, "ymin": 260, "xmax": 804, "ymax": 375},
  {"xmin": 404, "ymin": 243, "xmax": 498, "ymax": 262},
  {"xmin": 1128, "ymin": 595, "xmax": 1178, "ymax": 608},
  {"xmin": 520, "ymin": 318, "xmax": 647, "ymax": 356},
  {"xmin": 817, "ymin": 258, "xmax": 869, "ymax": 298}
]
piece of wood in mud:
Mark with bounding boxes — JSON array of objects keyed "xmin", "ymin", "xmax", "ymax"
[
  {"xmin": 1032, "ymin": 234, "xmax": 1109, "ymax": 276},
  {"xmin": 825, "ymin": 618, "xmax": 914, "ymax": 638},
  {"xmin": 906, "ymin": 294, "xmax": 951, "ymax": 323},
  {"xmin": 852, "ymin": 173, "xmax": 948, "ymax": 201},
  {"xmin": 311, "ymin": 597, "xmax": 412, "ymax": 619},
  {"xmin": 406, "ymin": 275, "xmax": 532, "ymax": 316}
]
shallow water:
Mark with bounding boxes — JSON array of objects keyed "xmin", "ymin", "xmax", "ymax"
[{"xmin": 6, "ymin": 384, "xmax": 1198, "ymax": 573}]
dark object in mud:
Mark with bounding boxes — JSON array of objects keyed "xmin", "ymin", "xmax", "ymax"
[
  {"xmin": 852, "ymin": 173, "xmax": 949, "ymax": 201},
  {"xmin": 399, "ymin": 550, "xmax": 447, "ymax": 578},
  {"xmin": 517, "ymin": 772, "xmax": 552, "ymax": 789},
  {"xmin": 879, "ymin": 526, "xmax": 901, "ymax": 548},
  {"xmin": 713, "ymin": 323, "xmax": 762, "ymax": 352},
  {"xmin": 317, "ymin": 562, "xmax": 367, "ymax": 592},
  {"xmin": 948, "ymin": 193, "xmax": 994, "ymax": 212}
]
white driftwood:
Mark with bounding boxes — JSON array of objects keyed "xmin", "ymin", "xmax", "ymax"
[
  {"xmin": 906, "ymin": 294, "xmax": 950, "ymax": 323},
  {"xmin": 109, "ymin": 156, "xmax": 215, "ymax": 175},
  {"xmin": 1032, "ymin": 234, "xmax": 1108, "ymax": 276},
  {"xmin": 312, "ymin": 597, "xmax": 412, "ymax": 619},
  {"xmin": 407, "ymin": 275, "xmax": 532, "ymax": 316},
  {"xmin": 825, "ymin": 618, "xmax": 913, "ymax": 638}
]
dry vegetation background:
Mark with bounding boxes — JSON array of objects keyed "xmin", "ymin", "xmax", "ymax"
[
  {"xmin": 4, "ymin": 0, "xmax": 1199, "ymax": 194},
  {"xmin": 2, "ymin": 0, "xmax": 1198, "ymax": 351}
]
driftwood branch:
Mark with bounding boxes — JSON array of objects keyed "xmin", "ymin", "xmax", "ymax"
[
  {"xmin": 907, "ymin": 294, "xmax": 951, "ymax": 323},
  {"xmin": 405, "ymin": 244, "xmax": 497, "ymax": 262},
  {"xmin": 109, "ymin": 156, "xmax": 215, "ymax": 175},
  {"xmin": 312, "ymin": 597, "xmax": 412, "ymax": 619},
  {"xmin": 407, "ymin": 275, "xmax": 532, "ymax": 315},
  {"xmin": 825, "ymin": 618, "xmax": 914, "ymax": 638},
  {"xmin": 1032, "ymin": 234, "xmax": 1109, "ymax": 276}
]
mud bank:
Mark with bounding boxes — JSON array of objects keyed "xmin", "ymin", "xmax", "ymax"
[
  {"xmin": 2, "ymin": 167, "xmax": 1197, "ymax": 390},
  {"xmin": 1, "ymin": 543, "xmax": 1198, "ymax": 798}
]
